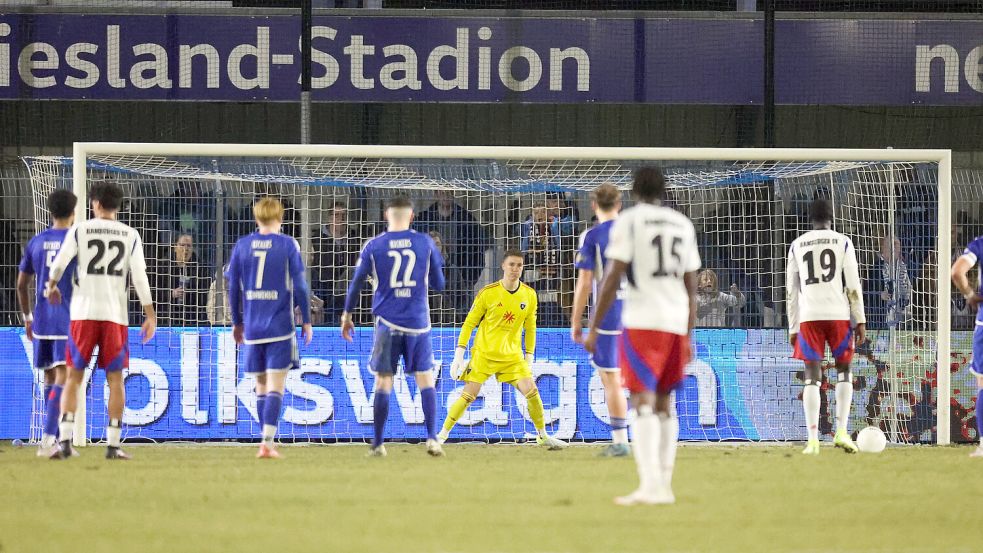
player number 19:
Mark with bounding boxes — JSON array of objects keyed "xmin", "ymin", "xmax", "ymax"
[{"xmin": 802, "ymin": 248, "xmax": 836, "ymax": 285}]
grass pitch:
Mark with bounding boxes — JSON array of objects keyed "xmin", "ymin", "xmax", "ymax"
[{"xmin": 0, "ymin": 442, "xmax": 978, "ymax": 553}]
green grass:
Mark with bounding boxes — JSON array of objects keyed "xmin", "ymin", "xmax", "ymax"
[{"xmin": 0, "ymin": 442, "xmax": 978, "ymax": 553}]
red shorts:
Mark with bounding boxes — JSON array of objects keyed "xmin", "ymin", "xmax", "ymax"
[
  {"xmin": 67, "ymin": 320, "xmax": 130, "ymax": 372},
  {"xmin": 793, "ymin": 320, "xmax": 854, "ymax": 364},
  {"xmin": 618, "ymin": 329, "xmax": 689, "ymax": 395}
]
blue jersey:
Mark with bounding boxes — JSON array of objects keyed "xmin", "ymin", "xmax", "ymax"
[
  {"xmin": 344, "ymin": 229, "xmax": 446, "ymax": 332},
  {"xmin": 575, "ymin": 220, "xmax": 623, "ymax": 333},
  {"xmin": 227, "ymin": 232, "xmax": 311, "ymax": 344},
  {"xmin": 18, "ymin": 228, "xmax": 74, "ymax": 338},
  {"xmin": 962, "ymin": 236, "xmax": 983, "ymax": 324}
]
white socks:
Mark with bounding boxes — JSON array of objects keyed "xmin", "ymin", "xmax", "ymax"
[
  {"xmin": 106, "ymin": 420, "xmax": 122, "ymax": 448},
  {"xmin": 835, "ymin": 381, "xmax": 852, "ymax": 433},
  {"xmin": 262, "ymin": 424, "xmax": 277, "ymax": 445},
  {"xmin": 658, "ymin": 414, "xmax": 678, "ymax": 487},
  {"xmin": 803, "ymin": 383, "xmax": 820, "ymax": 442},
  {"xmin": 59, "ymin": 413, "xmax": 75, "ymax": 444},
  {"xmin": 612, "ymin": 428, "xmax": 628, "ymax": 445},
  {"xmin": 631, "ymin": 407, "xmax": 662, "ymax": 495}
]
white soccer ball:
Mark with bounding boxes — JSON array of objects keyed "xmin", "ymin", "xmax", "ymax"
[{"xmin": 856, "ymin": 426, "xmax": 887, "ymax": 453}]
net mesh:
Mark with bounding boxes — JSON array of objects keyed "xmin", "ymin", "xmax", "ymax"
[{"xmin": 18, "ymin": 152, "xmax": 961, "ymax": 444}]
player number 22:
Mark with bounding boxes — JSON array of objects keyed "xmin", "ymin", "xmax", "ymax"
[
  {"xmin": 86, "ymin": 239, "xmax": 125, "ymax": 277},
  {"xmin": 802, "ymin": 248, "xmax": 836, "ymax": 285},
  {"xmin": 387, "ymin": 249, "xmax": 417, "ymax": 288}
]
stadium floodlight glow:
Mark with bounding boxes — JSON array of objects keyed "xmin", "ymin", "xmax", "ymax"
[{"xmin": 26, "ymin": 143, "xmax": 955, "ymax": 446}]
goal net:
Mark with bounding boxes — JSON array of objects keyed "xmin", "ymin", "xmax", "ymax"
[{"xmin": 22, "ymin": 145, "xmax": 954, "ymax": 445}]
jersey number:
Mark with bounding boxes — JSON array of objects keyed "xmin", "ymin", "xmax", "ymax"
[
  {"xmin": 802, "ymin": 249, "xmax": 837, "ymax": 285},
  {"xmin": 387, "ymin": 249, "xmax": 418, "ymax": 288},
  {"xmin": 253, "ymin": 251, "xmax": 268, "ymax": 288},
  {"xmin": 45, "ymin": 250, "xmax": 57, "ymax": 269},
  {"xmin": 86, "ymin": 240, "xmax": 125, "ymax": 276},
  {"xmin": 652, "ymin": 234, "xmax": 684, "ymax": 278}
]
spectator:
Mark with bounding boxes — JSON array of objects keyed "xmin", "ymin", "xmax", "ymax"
[
  {"xmin": 206, "ymin": 266, "xmax": 232, "ymax": 326},
  {"xmin": 426, "ymin": 231, "xmax": 456, "ymax": 325},
  {"xmin": 695, "ymin": 269, "xmax": 746, "ymax": 327},
  {"xmin": 519, "ymin": 204, "xmax": 564, "ymax": 327},
  {"xmin": 296, "ymin": 295, "xmax": 326, "ymax": 326},
  {"xmin": 155, "ymin": 233, "xmax": 208, "ymax": 326},
  {"xmin": 415, "ymin": 191, "xmax": 491, "ymax": 315},
  {"xmin": 161, "ymin": 181, "xmax": 217, "ymax": 268},
  {"xmin": 879, "ymin": 235, "xmax": 912, "ymax": 327},
  {"xmin": 311, "ymin": 201, "xmax": 361, "ymax": 325}
]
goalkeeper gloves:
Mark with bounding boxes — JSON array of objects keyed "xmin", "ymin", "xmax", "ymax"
[
  {"xmin": 450, "ymin": 347, "xmax": 468, "ymax": 380},
  {"xmin": 525, "ymin": 353, "xmax": 534, "ymax": 368}
]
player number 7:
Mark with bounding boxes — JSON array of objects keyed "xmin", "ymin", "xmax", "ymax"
[{"xmin": 253, "ymin": 251, "xmax": 267, "ymax": 288}]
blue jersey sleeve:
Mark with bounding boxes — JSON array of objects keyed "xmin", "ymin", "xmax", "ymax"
[
  {"xmin": 428, "ymin": 236, "xmax": 446, "ymax": 292},
  {"xmin": 288, "ymin": 239, "xmax": 312, "ymax": 325},
  {"xmin": 226, "ymin": 242, "xmax": 244, "ymax": 326},
  {"xmin": 19, "ymin": 238, "xmax": 34, "ymax": 274},
  {"xmin": 574, "ymin": 229, "xmax": 595, "ymax": 271},
  {"xmin": 344, "ymin": 239, "xmax": 374, "ymax": 313},
  {"xmin": 964, "ymin": 237, "xmax": 983, "ymax": 266}
]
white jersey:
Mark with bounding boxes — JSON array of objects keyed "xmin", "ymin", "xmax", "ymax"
[
  {"xmin": 605, "ymin": 203, "xmax": 701, "ymax": 335},
  {"xmin": 48, "ymin": 218, "xmax": 153, "ymax": 327},
  {"xmin": 785, "ymin": 228, "xmax": 866, "ymax": 333}
]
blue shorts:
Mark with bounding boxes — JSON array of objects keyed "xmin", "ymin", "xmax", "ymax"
[
  {"xmin": 242, "ymin": 336, "xmax": 299, "ymax": 373},
  {"xmin": 590, "ymin": 332, "xmax": 620, "ymax": 373},
  {"xmin": 34, "ymin": 338, "xmax": 67, "ymax": 371},
  {"xmin": 369, "ymin": 321, "xmax": 434, "ymax": 375},
  {"xmin": 972, "ymin": 324, "xmax": 983, "ymax": 377}
]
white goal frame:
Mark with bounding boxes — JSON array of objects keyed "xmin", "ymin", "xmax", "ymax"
[{"xmin": 71, "ymin": 143, "xmax": 954, "ymax": 445}]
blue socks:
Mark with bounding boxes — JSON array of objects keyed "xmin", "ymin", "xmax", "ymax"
[
  {"xmin": 44, "ymin": 385, "xmax": 62, "ymax": 438},
  {"xmin": 373, "ymin": 391, "xmax": 391, "ymax": 448},
  {"xmin": 264, "ymin": 392, "xmax": 283, "ymax": 428},
  {"xmin": 256, "ymin": 393, "xmax": 268, "ymax": 425},
  {"xmin": 976, "ymin": 389, "xmax": 983, "ymax": 443},
  {"xmin": 420, "ymin": 387, "xmax": 438, "ymax": 440}
]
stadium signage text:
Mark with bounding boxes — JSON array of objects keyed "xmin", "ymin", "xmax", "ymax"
[
  {"xmin": 1, "ymin": 328, "xmax": 753, "ymax": 441},
  {"xmin": 0, "ymin": 17, "xmax": 590, "ymax": 101},
  {"xmin": 3, "ymin": 14, "xmax": 983, "ymax": 104}
]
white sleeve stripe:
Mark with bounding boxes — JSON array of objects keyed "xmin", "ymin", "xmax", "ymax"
[{"xmin": 962, "ymin": 252, "xmax": 978, "ymax": 266}]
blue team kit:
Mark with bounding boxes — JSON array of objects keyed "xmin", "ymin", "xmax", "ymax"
[
  {"xmin": 345, "ymin": 229, "xmax": 446, "ymax": 374},
  {"xmin": 19, "ymin": 228, "xmax": 74, "ymax": 370},
  {"xmin": 575, "ymin": 220, "xmax": 623, "ymax": 371},
  {"xmin": 226, "ymin": 232, "xmax": 311, "ymax": 371}
]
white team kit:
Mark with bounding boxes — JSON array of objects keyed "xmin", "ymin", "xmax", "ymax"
[
  {"xmin": 606, "ymin": 203, "xmax": 702, "ymax": 335},
  {"xmin": 785, "ymin": 228, "xmax": 866, "ymax": 362},
  {"xmin": 48, "ymin": 218, "xmax": 153, "ymax": 371}
]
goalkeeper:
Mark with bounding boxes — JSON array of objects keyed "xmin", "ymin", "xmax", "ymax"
[{"xmin": 437, "ymin": 250, "xmax": 567, "ymax": 450}]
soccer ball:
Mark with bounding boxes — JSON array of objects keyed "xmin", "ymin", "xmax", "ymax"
[{"xmin": 856, "ymin": 426, "xmax": 887, "ymax": 453}]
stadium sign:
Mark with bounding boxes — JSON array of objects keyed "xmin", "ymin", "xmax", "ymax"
[{"xmin": 2, "ymin": 13, "xmax": 983, "ymax": 105}]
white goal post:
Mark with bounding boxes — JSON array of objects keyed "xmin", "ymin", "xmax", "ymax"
[{"xmin": 63, "ymin": 143, "xmax": 952, "ymax": 445}]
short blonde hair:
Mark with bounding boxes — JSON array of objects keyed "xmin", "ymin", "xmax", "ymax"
[
  {"xmin": 253, "ymin": 197, "xmax": 284, "ymax": 225},
  {"xmin": 591, "ymin": 182, "xmax": 621, "ymax": 211}
]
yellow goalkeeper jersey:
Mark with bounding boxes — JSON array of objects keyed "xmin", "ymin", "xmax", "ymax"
[{"xmin": 457, "ymin": 281, "xmax": 538, "ymax": 362}]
